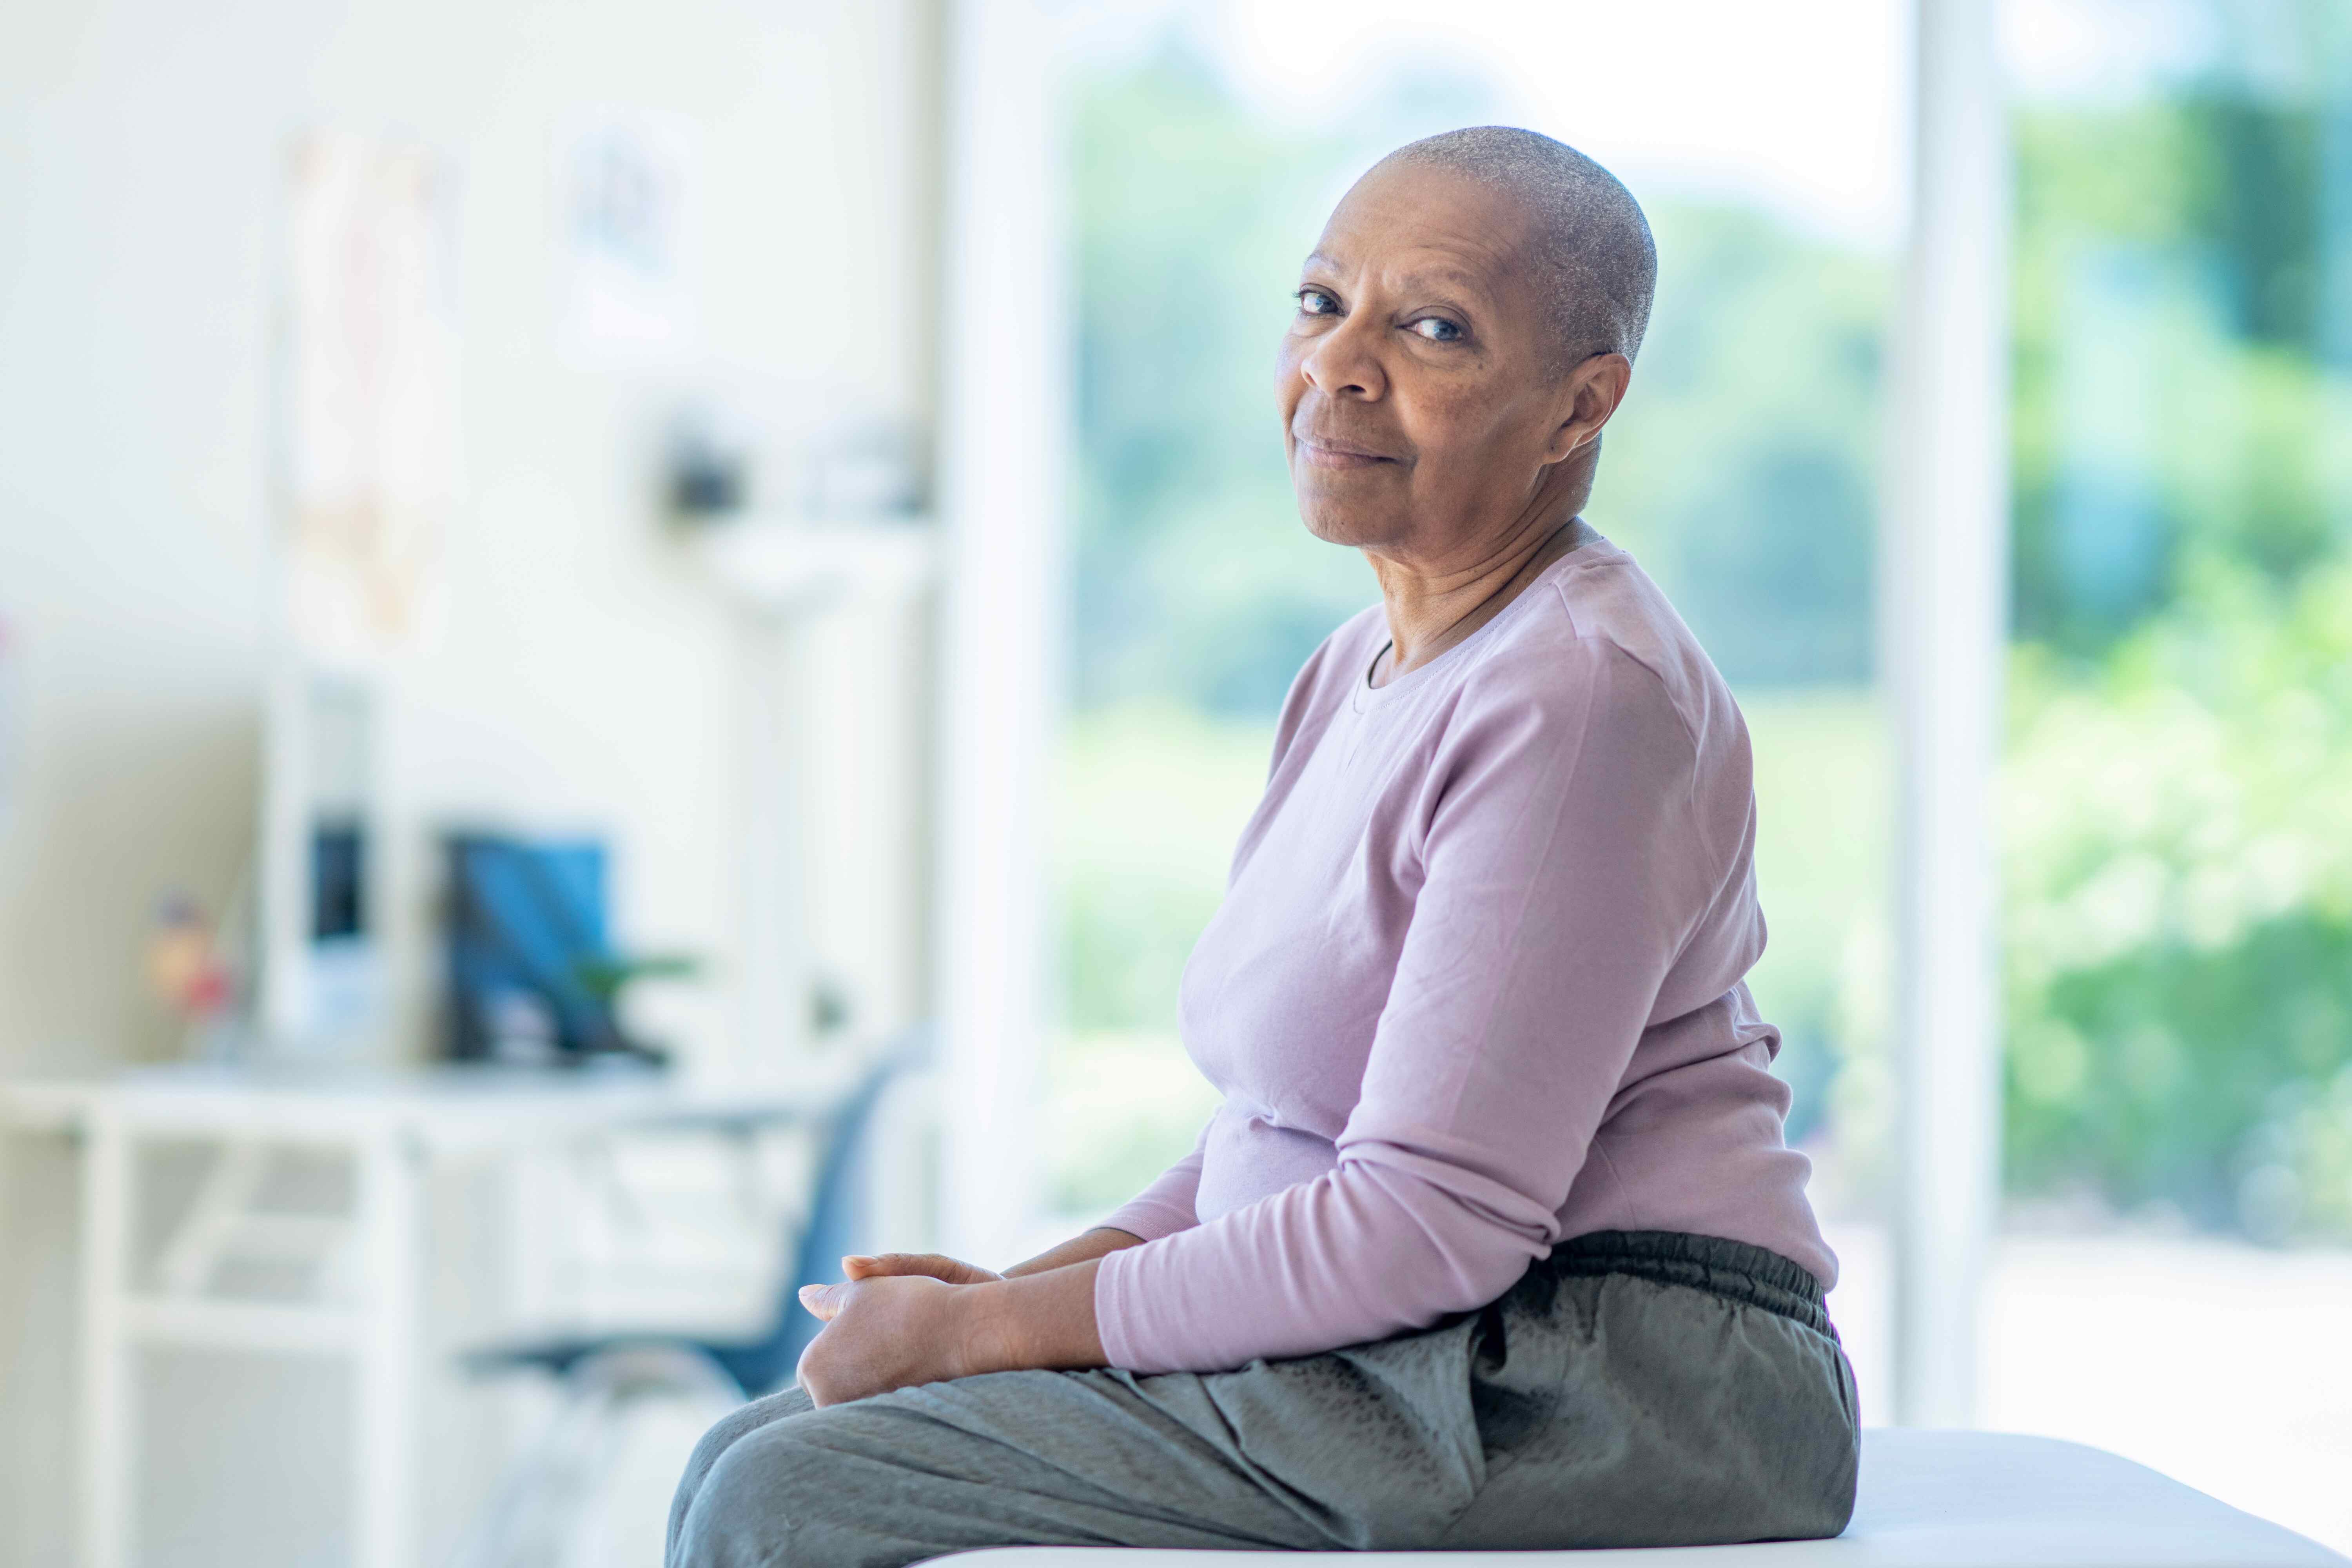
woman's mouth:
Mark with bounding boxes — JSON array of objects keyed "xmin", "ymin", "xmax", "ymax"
[{"xmin": 1294, "ymin": 434, "xmax": 1397, "ymax": 470}]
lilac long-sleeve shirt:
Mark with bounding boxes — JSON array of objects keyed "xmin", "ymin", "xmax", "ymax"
[{"xmin": 1091, "ymin": 537, "xmax": 1834, "ymax": 1376}]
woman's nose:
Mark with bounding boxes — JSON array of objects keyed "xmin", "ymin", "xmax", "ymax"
[{"xmin": 1300, "ymin": 316, "xmax": 1386, "ymax": 401}]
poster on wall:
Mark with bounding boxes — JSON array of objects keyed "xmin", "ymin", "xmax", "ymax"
[
  {"xmin": 282, "ymin": 131, "xmax": 459, "ymax": 661},
  {"xmin": 556, "ymin": 109, "xmax": 700, "ymax": 365}
]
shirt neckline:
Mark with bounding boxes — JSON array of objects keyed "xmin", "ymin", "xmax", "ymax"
[{"xmin": 1351, "ymin": 534, "xmax": 1623, "ymax": 713}]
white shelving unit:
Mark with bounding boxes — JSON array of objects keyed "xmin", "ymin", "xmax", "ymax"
[
  {"xmin": 680, "ymin": 515, "xmax": 937, "ymax": 615},
  {"xmin": 0, "ymin": 1062, "xmax": 848, "ymax": 1568}
]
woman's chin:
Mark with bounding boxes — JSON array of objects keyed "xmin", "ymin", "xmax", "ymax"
[{"xmin": 1295, "ymin": 500, "xmax": 1399, "ymax": 549}]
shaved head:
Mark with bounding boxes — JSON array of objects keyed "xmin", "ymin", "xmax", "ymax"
[
  {"xmin": 1280, "ymin": 124, "xmax": 1645, "ymax": 566},
  {"xmin": 1379, "ymin": 126, "xmax": 1656, "ymax": 373}
]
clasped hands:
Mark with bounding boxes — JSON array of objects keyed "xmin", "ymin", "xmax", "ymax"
[
  {"xmin": 795, "ymin": 1252, "xmax": 1008, "ymax": 1408},
  {"xmin": 794, "ymin": 1233, "xmax": 1128, "ymax": 1407}
]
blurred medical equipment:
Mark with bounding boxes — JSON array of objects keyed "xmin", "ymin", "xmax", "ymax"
[
  {"xmin": 254, "ymin": 667, "xmax": 387, "ymax": 1059},
  {"xmin": 443, "ymin": 833, "xmax": 699, "ymax": 1068}
]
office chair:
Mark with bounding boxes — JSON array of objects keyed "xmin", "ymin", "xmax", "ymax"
[{"xmin": 450, "ymin": 1042, "xmax": 913, "ymax": 1568}]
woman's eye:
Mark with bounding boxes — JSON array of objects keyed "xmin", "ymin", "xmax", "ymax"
[
  {"xmin": 1296, "ymin": 288, "xmax": 1339, "ymax": 316},
  {"xmin": 1408, "ymin": 317, "xmax": 1463, "ymax": 342}
]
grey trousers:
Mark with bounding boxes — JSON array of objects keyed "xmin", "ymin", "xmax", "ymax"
[{"xmin": 667, "ymin": 1231, "xmax": 1859, "ymax": 1568}]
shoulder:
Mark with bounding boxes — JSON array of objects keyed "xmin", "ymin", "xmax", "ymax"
[
  {"xmin": 1461, "ymin": 545, "xmax": 1743, "ymax": 769},
  {"xmin": 1443, "ymin": 632, "xmax": 1697, "ymax": 799},
  {"xmin": 1434, "ymin": 550, "xmax": 1755, "ymax": 866}
]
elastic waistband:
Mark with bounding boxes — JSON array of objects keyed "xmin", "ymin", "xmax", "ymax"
[{"xmin": 1541, "ymin": 1230, "xmax": 1837, "ymax": 1340}]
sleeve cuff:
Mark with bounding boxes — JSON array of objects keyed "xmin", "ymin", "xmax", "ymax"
[{"xmin": 1092, "ymin": 1241, "xmax": 1150, "ymax": 1370}]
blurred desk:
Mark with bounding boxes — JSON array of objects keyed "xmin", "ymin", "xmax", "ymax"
[{"xmin": 0, "ymin": 1061, "xmax": 845, "ymax": 1568}]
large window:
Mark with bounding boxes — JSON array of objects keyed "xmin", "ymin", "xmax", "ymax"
[
  {"xmin": 1987, "ymin": 0, "xmax": 2352, "ymax": 1545},
  {"xmin": 2002, "ymin": 0, "xmax": 2352, "ymax": 1241},
  {"xmin": 1046, "ymin": 0, "xmax": 1904, "ymax": 1350},
  {"xmin": 1039, "ymin": 2, "xmax": 2350, "ymax": 1551}
]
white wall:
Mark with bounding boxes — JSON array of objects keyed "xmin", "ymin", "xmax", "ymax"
[
  {"xmin": 0, "ymin": 0, "xmax": 936, "ymax": 1560},
  {"xmin": 0, "ymin": 0, "xmax": 935, "ymax": 1069}
]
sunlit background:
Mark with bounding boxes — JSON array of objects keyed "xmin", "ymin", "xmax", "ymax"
[{"xmin": 2, "ymin": 2, "xmax": 2348, "ymax": 1565}]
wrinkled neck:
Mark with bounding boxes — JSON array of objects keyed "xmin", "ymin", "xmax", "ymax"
[{"xmin": 1368, "ymin": 514, "xmax": 1595, "ymax": 686}]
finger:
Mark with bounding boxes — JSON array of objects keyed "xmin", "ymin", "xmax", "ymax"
[
  {"xmin": 797, "ymin": 1281, "xmax": 846, "ymax": 1321},
  {"xmin": 853, "ymin": 1252, "xmax": 989, "ymax": 1284}
]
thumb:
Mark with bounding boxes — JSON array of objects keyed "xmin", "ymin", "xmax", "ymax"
[
  {"xmin": 846, "ymin": 1252, "xmax": 996, "ymax": 1285},
  {"xmin": 797, "ymin": 1281, "xmax": 849, "ymax": 1321}
]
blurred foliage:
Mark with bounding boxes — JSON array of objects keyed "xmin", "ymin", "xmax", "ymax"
[
  {"xmin": 2004, "ymin": 560, "xmax": 2352, "ymax": 1238},
  {"xmin": 1602, "ymin": 212, "xmax": 1883, "ymax": 686},
  {"xmin": 2011, "ymin": 96, "xmax": 2351, "ymax": 655},
  {"xmin": 1055, "ymin": 703, "xmax": 1267, "ymax": 1033},
  {"xmin": 1056, "ymin": 40, "xmax": 2352, "ymax": 1240},
  {"xmin": 2001, "ymin": 80, "xmax": 2352, "ymax": 1239}
]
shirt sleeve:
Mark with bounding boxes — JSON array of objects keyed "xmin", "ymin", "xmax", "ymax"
[
  {"xmin": 1098, "ymin": 1117, "xmax": 1210, "ymax": 1241},
  {"xmin": 1094, "ymin": 642, "xmax": 1716, "ymax": 1373}
]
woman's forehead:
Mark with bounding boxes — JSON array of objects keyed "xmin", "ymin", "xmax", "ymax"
[
  {"xmin": 1313, "ymin": 165, "xmax": 1539, "ymax": 290},
  {"xmin": 1308, "ymin": 232, "xmax": 1535, "ymax": 315}
]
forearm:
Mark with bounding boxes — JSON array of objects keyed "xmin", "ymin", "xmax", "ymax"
[
  {"xmin": 1093, "ymin": 1157, "xmax": 1554, "ymax": 1374},
  {"xmin": 1002, "ymin": 1226, "xmax": 1144, "ymax": 1278},
  {"xmin": 961, "ymin": 1257, "xmax": 1109, "ymax": 1373}
]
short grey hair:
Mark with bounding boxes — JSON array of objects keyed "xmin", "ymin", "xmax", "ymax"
[{"xmin": 1380, "ymin": 126, "xmax": 1657, "ymax": 371}]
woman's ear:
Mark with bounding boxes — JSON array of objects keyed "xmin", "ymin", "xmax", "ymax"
[{"xmin": 1543, "ymin": 352, "xmax": 1632, "ymax": 465}]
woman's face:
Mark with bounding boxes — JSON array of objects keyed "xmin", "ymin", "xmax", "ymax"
[{"xmin": 1276, "ymin": 162, "xmax": 1625, "ymax": 563}]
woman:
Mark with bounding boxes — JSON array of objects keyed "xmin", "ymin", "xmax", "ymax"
[{"xmin": 669, "ymin": 125, "xmax": 1857, "ymax": 1568}]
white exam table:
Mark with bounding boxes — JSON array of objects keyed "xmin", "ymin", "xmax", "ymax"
[{"xmin": 940, "ymin": 1429, "xmax": 2347, "ymax": 1568}]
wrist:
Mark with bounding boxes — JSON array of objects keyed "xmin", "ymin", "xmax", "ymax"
[{"xmin": 954, "ymin": 1279, "xmax": 1024, "ymax": 1378}]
